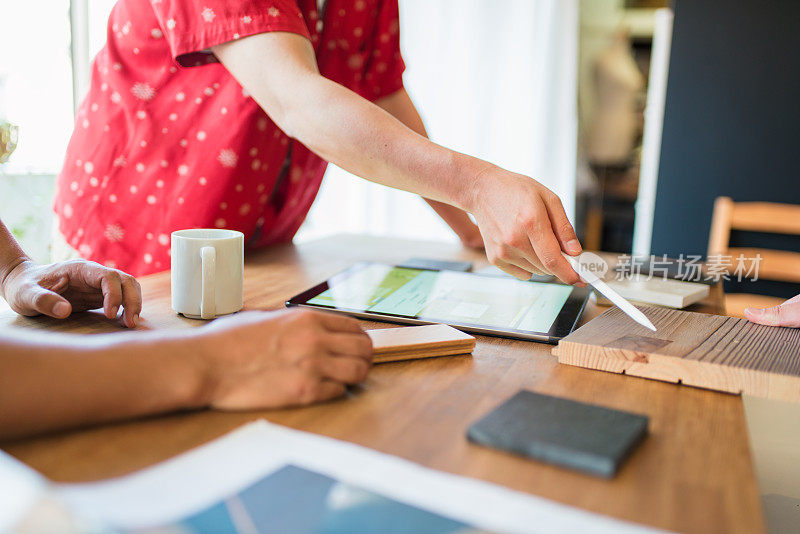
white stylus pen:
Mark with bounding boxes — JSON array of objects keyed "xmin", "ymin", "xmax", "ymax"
[{"xmin": 562, "ymin": 253, "xmax": 658, "ymax": 332}]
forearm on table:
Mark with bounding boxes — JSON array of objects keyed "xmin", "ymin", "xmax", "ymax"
[
  {"xmin": 0, "ymin": 220, "xmax": 30, "ymax": 299},
  {"xmin": 0, "ymin": 330, "xmax": 210, "ymax": 440}
]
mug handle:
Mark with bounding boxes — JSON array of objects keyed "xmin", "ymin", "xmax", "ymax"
[{"xmin": 200, "ymin": 246, "xmax": 216, "ymax": 319}]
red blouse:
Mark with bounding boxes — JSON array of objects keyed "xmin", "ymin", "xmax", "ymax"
[{"xmin": 54, "ymin": 0, "xmax": 405, "ymax": 276}]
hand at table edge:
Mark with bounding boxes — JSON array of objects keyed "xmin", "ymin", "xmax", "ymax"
[
  {"xmin": 744, "ymin": 294, "xmax": 800, "ymax": 328},
  {"xmin": 1, "ymin": 259, "xmax": 142, "ymax": 328}
]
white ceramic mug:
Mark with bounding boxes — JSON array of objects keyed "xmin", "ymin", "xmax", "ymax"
[{"xmin": 171, "ymin": 229, "xmax": 244, "ymax": 319}]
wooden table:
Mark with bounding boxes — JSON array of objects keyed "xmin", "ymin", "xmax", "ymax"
[{"xmin": 0, "ymin": 235, "xmax": 764, "ymax": 534}]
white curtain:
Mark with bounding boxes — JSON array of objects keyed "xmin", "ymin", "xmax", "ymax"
[{"xmin": 298, "ymin": 0, "xmax": 579, "ymax": 243}]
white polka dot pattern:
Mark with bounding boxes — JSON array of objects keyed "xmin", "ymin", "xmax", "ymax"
[{"xmin": 54, "ymin": 0, "xmax": 406, "ymax": 277}]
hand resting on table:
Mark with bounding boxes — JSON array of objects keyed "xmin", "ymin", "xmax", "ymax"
[
  {"xmin": 1, "ymin": 259, "xmax": 142, "ymax": 328},
  {"xmin": 744, "ymin": 294, "xmax": 800, "ymax": 328}
]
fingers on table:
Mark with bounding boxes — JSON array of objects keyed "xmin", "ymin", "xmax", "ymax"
[
  {"xmin": 289, "ymin": 310, "xmax": 373, "ymax": 384},
  {"xmin": 299, "ymin": 378, "xmax": 347, "ymax": 404},
  {"xmin": 285, "ymin": 341, "xmax": 370, "ymax": 406},
  {"xmin": 311, "ymin": 353, "xmax": 371, "ymax": 384},
  {"xmin": 120, "ymin": 275, "xmax": 143, "ymax": 327},
  {"xmin": 285, "ymin": 369, "xmax": 348, "ymax": 405},
  {"xmin": 784, "ymin": 294, "xmax": 800, "ymax": 305},
  {"xmin": 26, "ymin": 285, "xmax": 72, "ymax": 319},
  {"xmin": 99, "ymin": 271, "xmax": 124, "ymax": 319},
  {"xmin": 325, "ymin": 332, "xmax": 373, "ymax": 360},
  {"xmin": 95, "ymin": 268, "xmax": 141, "ymax": 327},
  {"xmin": 315, "ymin": 310, "xmax": 366, "ymax": 334},
  {"xmin": 745, "ymin": 302, "xmax": 800, "ymax": 328}
]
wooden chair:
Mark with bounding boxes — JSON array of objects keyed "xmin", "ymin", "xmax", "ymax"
[{"xmin": 708, "ymin": 197, "xmax": 800, "ymax": 317}]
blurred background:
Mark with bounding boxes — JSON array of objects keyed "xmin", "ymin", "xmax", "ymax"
[
  {"xmin": 1, "ymin": 0, "xmax": 798, "ymax": 305},
  {"xmin": 2, "ymin": 3, "xmax": 799, "ymax": 529}
]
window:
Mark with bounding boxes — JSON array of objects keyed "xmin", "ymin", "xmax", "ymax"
[
  {"xmin": 0, "ymin": 1, "xmax": 114, "ymax": 262},
  {"xmin": 0, "ymin": 0, "xmax": 73, "ymax": 175}
]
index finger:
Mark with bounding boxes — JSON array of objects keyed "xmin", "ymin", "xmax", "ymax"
[
  {"xmin": 527, "ymin": 218, "xmax": 581, "ymax": 285},
  {"xmin": 99, "ymin": 271, "xmax": 124, "ymax": 318},
  {"xmin": 316, "ymin": 311, "xmax": 366, "ymax": 334},
  {"xmin": 542, "ymin": 191, "xmax": 582, "ymax": 256},
  {"xmin": 324, "ymin": 332, "xmax": 373, "ymax": 360},
  {"xmin": 120, "ymin": 274, "xmax": 143, "ymax": 328}
]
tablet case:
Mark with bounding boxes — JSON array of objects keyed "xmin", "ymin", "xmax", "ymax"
[{"xmin": 467, "ymin": 390, "xmax": 648, "ymax": 478}]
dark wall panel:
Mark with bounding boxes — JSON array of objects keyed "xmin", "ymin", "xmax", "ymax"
[{"xmin": 651, "ymin": 0, "xmax": 800, "ymax": 297}]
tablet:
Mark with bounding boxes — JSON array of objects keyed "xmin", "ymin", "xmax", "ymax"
[{"xmin": 286, "ymin": 263, "xmax": 591, "ymax": 343}]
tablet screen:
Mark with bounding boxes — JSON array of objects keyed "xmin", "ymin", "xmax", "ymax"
[{"xmin": 306, "ymin": 263, "xmax": 574, "ymax": 334}]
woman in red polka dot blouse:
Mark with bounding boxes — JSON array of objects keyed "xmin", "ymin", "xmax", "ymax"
[{"xmin": 54, "ymin": 0, "xmax": 585, "ymax": 285}]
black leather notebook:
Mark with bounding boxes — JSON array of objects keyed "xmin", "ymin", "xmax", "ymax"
[{"xmin": 467, "ymin": 390, "xmax": 648, "ymax": 478}]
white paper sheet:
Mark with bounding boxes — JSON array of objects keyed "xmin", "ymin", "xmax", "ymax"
[
  {"xmin": 0, "ymin": 450, "xmax": 47, "ymax": 530},
  {"xmin": 56, "ymin": 420, "xmax": 666, "ymax": 534}
]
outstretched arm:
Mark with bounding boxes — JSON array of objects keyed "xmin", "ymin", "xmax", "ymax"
[
  {"xmin": 374, "ymin": 88, "xmax": 484, "ymax": 249},
  {"xmin": 212, "ymin": 33, "xmax": 582, "ymax": 283},
  {"xmin": 0, "ymin": 309, "xmax": 372, "ymax": 440}
]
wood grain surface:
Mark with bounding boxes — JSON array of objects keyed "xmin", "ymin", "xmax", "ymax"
[
  {"xmin": 554, "ymin": 306, "xmax": 800, "ymax": 402},
  {"xmin": 0, "ymin": 235, "xmax": 764, "ymax": 534}
]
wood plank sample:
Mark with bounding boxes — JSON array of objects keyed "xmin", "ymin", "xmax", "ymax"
[
  {"xmin": 367, "ymin": 324, "xmax": 476, "ymax": 363},
  {"xmin": 553, "ymin": 305, "xmax": 800, "ymax": 402}
]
